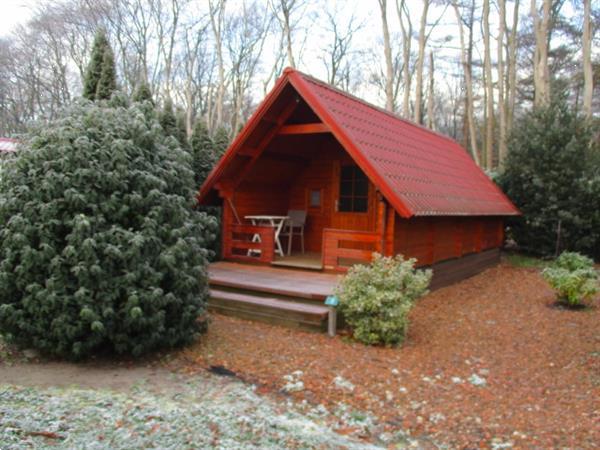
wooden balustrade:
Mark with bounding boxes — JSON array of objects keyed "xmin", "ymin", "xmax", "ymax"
[
  {"xmin": 223, "ymin": 223, "xmax": 275, "ymax": 263},
  {"xmin": 322, "ymin": 228, "xmax": 382, "ymax": 271}
]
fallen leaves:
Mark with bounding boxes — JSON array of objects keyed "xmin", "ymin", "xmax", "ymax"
[{"xmin": 171, "ymin": 262, "xmax": 600, "ymax": 448}]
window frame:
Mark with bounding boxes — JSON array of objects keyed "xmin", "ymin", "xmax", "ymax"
[{"xmin": 337, "ymin": 164, "xmax": 369, "ymax": 214}]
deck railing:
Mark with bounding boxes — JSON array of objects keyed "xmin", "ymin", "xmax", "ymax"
[
  {"xmin": 223, "ymin": 223, "xmax": 275, "ymax": 263},
  {"xmin": 322, "ymin": 228, "xmax": 382, "ymax": 271}
]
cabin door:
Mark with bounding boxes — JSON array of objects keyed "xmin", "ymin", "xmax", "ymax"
[{"xmin": 330, "ymin": 161, "xmax": 375, "ymax": 232}]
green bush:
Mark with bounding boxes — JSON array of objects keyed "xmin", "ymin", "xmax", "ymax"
[
  {"xmin": 336, "ymin": 253, "xmax": 432, "ymax": 346},
  {"xmin": 542, "ymin": 252, "xmax": 599, "ymax": 307},
  {"xmin": 499, "ymin": 97, "xmax": 600, "ymax": 259},
  {"xmin": 0, "ymin": 98, "xmax": 216, "ymax": 359}
]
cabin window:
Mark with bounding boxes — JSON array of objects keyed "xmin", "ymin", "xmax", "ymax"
[
  {"xmin": 309, "ymin": 189, "xmax": 321, "ymax": 208},
  {"xmin": 338, "ymin": 164, "xmax": 368, "ymax": 213}
]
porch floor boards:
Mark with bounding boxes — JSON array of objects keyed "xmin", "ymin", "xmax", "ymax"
[
  {"xmin": 272, "ymin": 251, "xmax": 323, "ymax": 270},
  {"xmin": 208, "ymin": 261, "xmax": 341, "ymax": 301}
]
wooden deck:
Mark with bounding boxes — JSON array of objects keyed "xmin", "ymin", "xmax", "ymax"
[
  {"xmin": 208, "ymin": 261, "xmax": 341, "ymax": 332},
  {"xmin": 272, "ymin": 252, "xmax": 323, "ymax": 270},
  {"xmin": 208, "ymin": 261, "xmax": 340, "ymax": 301}
]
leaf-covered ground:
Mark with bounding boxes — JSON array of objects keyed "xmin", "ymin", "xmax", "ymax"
[
  {"xmin": 0, "ymin": 369, "xmax": 389, "ymax": 449},
  {"xmin": 174, "ymin": 262, "xmax": 600, "ymax": 448}
]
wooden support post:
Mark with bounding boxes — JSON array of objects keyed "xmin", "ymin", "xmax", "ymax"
[
  {"xmin": 376, "ymin": 193, "xmax": 386, "ymax": 254},
  {"xmin": 327, "ymin": 308, "xmax": 337, "ymax": 337},
  {"xmin": 384, "ymin": 204, "xmax": 395, "ymax": 256}
]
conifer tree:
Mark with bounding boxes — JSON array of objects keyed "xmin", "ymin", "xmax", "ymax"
[
  {"xmin": 83, "ymin": 30, "xmax": 110, "ymax": 100},
  {"xmin": 95, "ymin": 46, "xmax": 118, "ymax": 100},
  {"xmin": 159, "ymin": 98, "xmax": 178, "ymax": 138},
  {"xmin": 190, "ymin": 118, "xmax": 216, "ymax": 186},
  {"xmin": 132, "ymin": 81, "xmax": 154, "ymax": 105},
  {"xmin": 212, "ymin": 126, "xmax": 230, "ymax": 158},
  {"xmin": 175, "ymin": 106, "xmax": 189, "ymax": 149}
]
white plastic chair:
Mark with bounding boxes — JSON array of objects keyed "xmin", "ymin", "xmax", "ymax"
[{"xmin": 281, "ymin": 210, "xmax": 307, "ymax": 255}]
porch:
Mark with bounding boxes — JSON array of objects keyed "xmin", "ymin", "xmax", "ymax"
[{"xmin": 208, "ymin": 261, "xmax": 342, "ymax": 333}]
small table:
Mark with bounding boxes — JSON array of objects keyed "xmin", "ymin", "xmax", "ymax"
[{"xmin": 245, "ymin": 215, "xmax": 289, "ymax": 257}]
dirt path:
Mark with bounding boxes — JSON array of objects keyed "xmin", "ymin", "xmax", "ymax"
[{"xmin": 0, "ymin": 360, "xmax": 184, "ymax": 393}]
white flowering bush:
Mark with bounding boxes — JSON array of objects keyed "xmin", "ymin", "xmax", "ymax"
[
  {"xmin": 542, "ymin": 251, "xmax": 599, "ymax": 307},
  {"xmin": 336, "ymin": 253, "xmax": 432, "ymax": 345}
]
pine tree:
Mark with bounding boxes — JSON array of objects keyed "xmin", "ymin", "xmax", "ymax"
[
  {"xmin": 175, "ymin": 106, "xmax": 189, "ymax": 149},
  {"xmin": 95, "ymin": 46, "xmax": 118, "ymax": 100},
  {"xmin": 212, "ymin": 126, "xmax": 230, "ymax": 158},
  {"xmin": 132, "ymin": 81, "xmax": 154, "ymax": 105},
  {"xmin": 83, "ymin": 30, "xmax": 110, "ymax": 100},
  {"xmin": 190, "ymin": 118, "xmax": 216, "ymax": 186},
  {"xmin": 159, "ymin": 98, "xmax": 178, "ymax": 138}
]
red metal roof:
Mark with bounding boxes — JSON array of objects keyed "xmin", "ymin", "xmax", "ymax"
[{"xmin": 198, "ymin": 68, "xmax": 519, "ymax": 217}]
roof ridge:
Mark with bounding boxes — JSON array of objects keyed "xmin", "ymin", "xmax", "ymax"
[{"xmin": 284, "ymin": 67, "xmax": 460, "ymax": 147}]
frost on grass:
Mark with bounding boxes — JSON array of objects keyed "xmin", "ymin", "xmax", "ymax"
[{"xmin": 0, "ymin": 375, "xmax": 383, "ymax": 450}]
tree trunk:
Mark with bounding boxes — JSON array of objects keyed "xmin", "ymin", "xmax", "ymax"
[
  {"xmin": 531, "ymin": 0, "xmax": 551, "ymax": 108},
  {"xmin": 427, "ymin": 50, "xmax": 434, "ymax": 129},
  {"xmin": 280, "ymin": 0, "xmax": 296, "ymax": 68},
  {"xmin": 413, "ymin": 0, "xmax": 430, "ymax": 124},
  {"xmin": 507, "ymin": 0, "xmax": 519, "ymax": 134},
  {"xmin": 378, "ymin": 0, "xmax": 394, "ymax": 111},
  {"xmin": 396, "ymin": 0, "xmax": 412, "ymax": 118},
  {"xmin": 209, "ymin": 0, "xmax": 227, "ymax": 128},
  {"xmin": 483, "ymin": 0, "xmax": 494, "ymax": 169},
  {"xmin": 582, "ymin": 0, "xmax": 593, "ymax": 119},
  {"xmin": 497, "ymin": 0, "xmax": 508, "ymax": 166},
  {"xmin": 453, "ymin": 0, "xmax": 480, "ymax": 166}
]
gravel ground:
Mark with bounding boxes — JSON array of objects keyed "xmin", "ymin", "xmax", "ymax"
[{"xmin": 0, "ymin": 367, "xmax": 392, "ymax": 449}]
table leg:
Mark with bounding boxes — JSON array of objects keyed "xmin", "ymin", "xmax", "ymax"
[{"xmin": 272, "ymin": 219, "xmax": 285, "ymax": 257}]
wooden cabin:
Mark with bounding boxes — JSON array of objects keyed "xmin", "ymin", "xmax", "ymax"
[
  {"xmin": 198, "ymin": 68, "xmax": 518, "ymax": 288},
  {"xmin": 198, "ymin": 68, "xmax": 519, "ymax": 331}
]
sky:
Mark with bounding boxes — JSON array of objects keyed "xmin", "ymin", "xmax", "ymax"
[{"xmin": 0, "ymin": 0, "xmax": 35, "ymax": 36}]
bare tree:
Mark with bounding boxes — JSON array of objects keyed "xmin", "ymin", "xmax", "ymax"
[
  {"xmin": 208, "ymin": 0, "xmax": 227, "ymax": 129},
  {"xmin": 427, "ymin": 50, "xmax": 435, "ymax": 129},
  {"xmin": 506, "ymin": 0, "xmax": 520, "ymax": 134},
  {"xmin": 453, "ymin": 0, "xmax": 481, "ymax": 166},
  {"xmin": 582, "ymin": 0, "xmax": 593, "ymax": 118},
  {"xmin": 396, "ymin": 0, "xmax": 413, "ymax": 118},
  {"xmin": 413, "ymin": 0, "xmax": 430, "ymax": 124},
  {"xmin": 378, "ymin": 0, "xmax": 395, "ymax": 111},
  {"xmin": 497, "ymin": 0, "xmax": 508, "ymax": 166},
  {"xmin": 270, "ymin": 0, "xmax": 300, "ymax": 68},
  {"xmin": 531, "ymin": 0, "xmax": 552, "ymax": 108},
  {"xmin": 319, "ymin": 7, "xmax": 363, "ymax": 89},
  {"xmin": 226, "ymin": 1, "xmax": 272, "ymax": 134},
  {"xmin": 483, "ymin": 0, "xmax": 494, "ymax": 169}
]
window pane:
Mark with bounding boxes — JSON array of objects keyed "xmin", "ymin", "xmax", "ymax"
[
  {"xmin": 339, "ymin": 197, "xmax": 352, "ymax": 212},
  {"xmin": 354, "ymin": 178, "xmax": 368, "ymax": 196},
  {"xmin": 309, "ymin": 189, "xmax": 321, "ymax": 207},
  {"xmin": 340, "ymin": 165, "xmax": 354, "ymax": 180},
  {"xmin": 340, "ymin": 180, "xmax": 353, "ymax": 196},
  {"xmin": 354, "ymin": 197, "xmax": 368, "ymax": 212}
]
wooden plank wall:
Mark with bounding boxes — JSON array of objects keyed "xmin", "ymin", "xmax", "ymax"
[
  {"xmin": 230, "ymin": 135, "xmax": 379, "ymax": 254},
  {"xmin": 394, "ymin": 215, "xmax": 504, "ymax": 267}
]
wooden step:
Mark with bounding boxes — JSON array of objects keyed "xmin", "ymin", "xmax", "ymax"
[{"xmin": 209, "ymin": 288, "xmax": 331, "ymax": 331}]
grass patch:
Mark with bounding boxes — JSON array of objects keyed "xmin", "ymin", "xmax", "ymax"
[{"xmin": 503, "ymin": 252, "xmax": 551, "ymax": 269}]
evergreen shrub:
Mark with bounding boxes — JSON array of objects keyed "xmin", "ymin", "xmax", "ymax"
[
  {"xmin": 499, "ymin": 98, "xmax": 600, "ymax": 259},
  {"xmin": 542, "ymin": 252, "xmax": 599, "ymax": 307},
  {"xmin": 336, "ymin": 253, "xmax": 431, "ymax": 346},
  {"xmin": 0, "ymin": 99, "xmax": 216, "ymax": 358}
]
